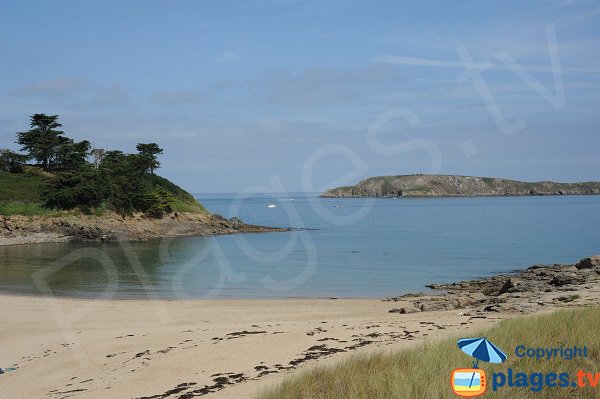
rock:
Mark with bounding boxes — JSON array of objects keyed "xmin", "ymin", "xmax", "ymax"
[
  {"xmin": 413, "ymin": 299, "xmax": 456, "ymax": 312},
  {"xmin": 399, "ymin": 292, "xmax": 425, "ymax": 298},
  {"xmin": 498, "ymin": 279, "xmax": 515, "ymax": 294},
  {"xmin": 482, "ymin": 278, "xmax": 514, "ymax": 296},
  {"xmin": 555, "ymin": 295, "xmax": 578, "ymax": 303},
  {"xmin": 402, "ymin": 307, "xmax": 419, "ymax": 314},
  {"xmin": 548, "ymin": 275, "xmax": 582, "ymax": 287},
  {"xmin": 487, "ymin": 297, "xmax": 507, "ymax": 305},
  {"xmin": 228, "ymin": 217, "xmax": 242, "ymax": 227},
  {"xmin": 2, "ymin": 218, "xmax": 16, "ymax": 232},
  {"xmin": 574, "ymin": 256, "xmax": 600, "ymax": 270},
  {"xmin": 483, "ymin": 305, "xmax": 502, "ymax": 312},
  {"xmin": 388, "ymin": 307, "xmax": 418, "ymax": 314},
  {"xmin": 383, "ymin": 292, "xmax": 425, "ymax": 302},
  {"xmin": 456, "ymin": 297, "xmax": 477, "ymax": 308}
]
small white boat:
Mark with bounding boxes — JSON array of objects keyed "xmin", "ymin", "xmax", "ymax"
[{"xmin": 267, "ymin": 204, "xmax": 277, "ymax": 208}]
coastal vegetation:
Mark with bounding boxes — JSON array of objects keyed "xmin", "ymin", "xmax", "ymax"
[
  {"xmin": 0, "ymin": 114, "xmax": 206, "ymax": 217},
  {"xmin": 258, "ymin": 306, "xmax": 600, "ymax": 399}
]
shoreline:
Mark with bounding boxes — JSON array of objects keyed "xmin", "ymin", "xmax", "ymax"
[
  {"xmin": 0, "ymin": 211, "xmax": 290, "ymax": 247},
  {"xmin": 0, "ymin": 256, "xmax": 598, "ymax": 398}
]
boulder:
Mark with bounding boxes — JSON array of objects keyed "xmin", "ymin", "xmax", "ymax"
[
  {"xmin": 456, "ymin": 297, "xmax": 477, "ymax": 308},
  {"xmin": 483, "ymin": 304, "xmax": 502, "ymax": 312},
  {"xmin": 388, "ymin": 307, "xmax": 418, "ymax": 314},
  {"xmin": 574, "ymin": 256, "xmax": 600, "ymax": 270},
  {"xmin": 413, "ymin": 299, "xmax": 456, "ymax": 311},
  {"xmin": 498, "ymin": 279, "xmax": 515, "ymax": 294},
  {"xmin": 482, "ymin": 278, "xmax": 514, "ymax": 296},
  {"xmin": 548, "ymin": 275, "xmax": 583, "ymax": 287}
]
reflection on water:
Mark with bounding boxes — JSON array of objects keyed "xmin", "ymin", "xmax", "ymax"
[{"xmin": 0, "ymin": 194, "xmax": 599, "ymax": 299}]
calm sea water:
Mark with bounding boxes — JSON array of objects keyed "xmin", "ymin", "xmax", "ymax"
[{"xmin": 1, "ymin": 194, "xmax": 599, "ymax": 299}]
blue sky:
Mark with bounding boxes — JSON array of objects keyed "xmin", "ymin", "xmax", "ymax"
[{"xmin": 1, "ymin": 0, "xmax": 599, "ymax": 193}]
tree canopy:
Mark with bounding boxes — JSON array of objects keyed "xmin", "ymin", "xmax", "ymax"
[
  {"xmin": 4, "ymin": 114, "xmax": 176, "ymax": 218},
  {"xmin": 0, "ymin": 149, "xmax": 30, "ymax": 173},
  {"xmin": 136, "ymin": 143, "xmax": 163, "ymax": 174},
  {"xmin": 16, "ymin": 114, "xmax": 68, "ymax": 171}
]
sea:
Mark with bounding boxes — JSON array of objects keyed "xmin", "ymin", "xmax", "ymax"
[{"xmin": 1, "ymin": 194, "xmax": 599, "ymax": 299}]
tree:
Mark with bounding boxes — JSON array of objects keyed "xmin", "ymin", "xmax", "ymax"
[
  {"xmin": 96, "ymin": 151, "xmax": 150, "ymax": 215},
  {"xmin": 136, "ymin": 143, "xmax": 163, "ymax": 174},
  {"xmin": 43, "ymin": 165, "xmax": 105, "ymax": 210},
  {"xmin": 16, "ymin": 114, "xmax": 69, "ymax": 171},
  {"xmin": 90, "ymin": 148, "xmax": 105, "ymax": 170},
  {"xmin": 54, "ymin": 140, "xmax": 91, "ymax": 172},
  {"xmin": 143, "ymin": 187, "xmax": 175, "ymax": 218},
  {"xmin": 0, "ymin": 149, "xmax": 30, "ymax": 173}
]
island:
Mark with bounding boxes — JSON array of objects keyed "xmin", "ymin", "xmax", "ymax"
[
  {"xmin": 0, "ymin": 114, "xmax": 287, "ymax": 245},
  {"xmin": 321, "ymin": 174, "xmax": 600, "ymax": 198}
]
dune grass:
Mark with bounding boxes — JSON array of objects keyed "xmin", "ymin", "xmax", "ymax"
[{"xmin": 257, "ymin": 306, "xmax": 600, "ymax": 399}]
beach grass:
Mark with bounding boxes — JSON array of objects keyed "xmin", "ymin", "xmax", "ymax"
[{"xmin": 257, "ymin": 306, "xmax": 600, "ymax": 399}]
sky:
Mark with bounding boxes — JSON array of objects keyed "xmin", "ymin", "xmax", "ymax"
[{"xmin": 1, "ymin": 0, "xmax": 599, "ymax": 193}]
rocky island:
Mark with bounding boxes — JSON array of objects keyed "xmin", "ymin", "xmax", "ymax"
[{"xmin": 321, "ymin": 174, "xmax": 600, "ymax": 198}]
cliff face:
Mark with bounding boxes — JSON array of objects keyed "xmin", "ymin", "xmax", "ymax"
[
  {"xmin": 321, "ymin": 175, "xmax": 600, "ymax": 198},
  {"xmin": 0, "ymin": 212, "xmax": 289, "ymax": 246}
]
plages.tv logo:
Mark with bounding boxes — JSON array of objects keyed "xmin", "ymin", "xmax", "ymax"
[{"xmin": 451, "ymin": 337, "xmax": 508, "ymax": 397}]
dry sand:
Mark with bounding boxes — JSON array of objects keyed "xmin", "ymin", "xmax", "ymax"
[
  {"xmin": 0, "ymin": 295, "xmax": 511, "ymax": 399},
  {"xmin": 2, "ymin": 257, "xmax": 599, "ymax": 398}
]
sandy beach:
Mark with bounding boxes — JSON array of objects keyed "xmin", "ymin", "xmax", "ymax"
[
  {"xmin": 2, "ymin": 257, "xmax": 600, "ymax": 399},
  {"xmin": 0, "ymin": 294, "xmax": 514, "ymax": 399}
]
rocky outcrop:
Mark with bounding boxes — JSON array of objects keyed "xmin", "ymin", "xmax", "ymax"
[
  {"xmin": 322, "ymin": 174, "xmax": 600, "ymax": 198},
  {"xmin": 0, "ymin": 212, "xmax": 290, "ymax": 246},
  {"xmin": 384, "ymin": 256, "xmax": 600, "ymax": 315},
  {"xmin": 575, "ymin": 256, "xmax": 600, "ymax": 270}
]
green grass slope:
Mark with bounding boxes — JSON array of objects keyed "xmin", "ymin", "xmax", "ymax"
[
  {"xmin": 0, "ymin": 169, "xmax": 48, "ymax": 203},
  {"xmin": 144, "ymin": 174, "xmax": 208, "ymax": 214},
  {"xmin": 0, "ymin": 168, "xmax": 207, "ymax": 216},
  {"xmin": 0, "ymin": 169, "xmax": 54, "ymax": 215},
  {"xmin": 257, "ymin": 306, "xmax": 600, "ymax": 399}
]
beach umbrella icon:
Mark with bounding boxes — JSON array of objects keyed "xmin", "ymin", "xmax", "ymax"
[{"xmin": 457, "ymin": 337, "xmax": 507, "ymax": 388}]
